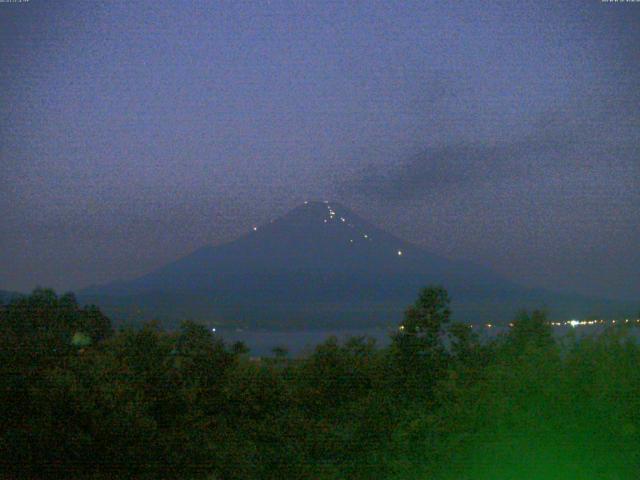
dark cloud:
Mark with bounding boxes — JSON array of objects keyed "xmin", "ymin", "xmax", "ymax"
[{"xmin": 346, "ymin": 128, "xmax": 576, "ymax": 201}]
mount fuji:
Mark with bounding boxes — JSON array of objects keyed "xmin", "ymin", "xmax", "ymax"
[{"xmin": 79, "ymin": 201, "xmax": 630, "ymax": 329}]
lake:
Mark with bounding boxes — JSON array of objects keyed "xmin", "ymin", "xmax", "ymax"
[{"xmin": 214, "ymin": 322, "xmax": 640, "ymax": 357}]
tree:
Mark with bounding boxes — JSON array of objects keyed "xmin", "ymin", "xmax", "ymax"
[
  {"xmin": 399, "ymin": 286, "xmax": 452, "ymax": 337},
  {"xmin": 448, "ymin": 322, "xmax": 479, "ymax": 362},
  {"xmin": 0, "ymin": 289, "xmax": 114, "ymax": 479},
  {"xmin": 231, "ymin": 340, "xmax": 250, "ymax": 357},
  {"xmin": 503, "ymin": 309, "xmax": 554, "ymax": 355},
  {"xmin": 272, "ymin": 345, "xmax": 289, "ymax": 359},
  {"xmin": 391, "ymin": 286, "xmax": 451, "ymax": 400},
  {"xmin": 173, "ymin": 320, "xmax": 235, "ymax": 413},
  {"xmin": 0, "ymin": 288, "xmax": 113, "ymax": 371}
]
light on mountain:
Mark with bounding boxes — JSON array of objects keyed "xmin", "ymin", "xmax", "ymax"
[{"xmin": 397, "ymin": 250, "xmax": 403, "ymax": 256}]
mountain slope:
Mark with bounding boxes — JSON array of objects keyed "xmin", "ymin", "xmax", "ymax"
[
  {"xmin": 80, "ymin": 201, "xmax": 634, "ymax": 328},
  {"xmin": 0, "ymin": 290, "xmax": 23, "ymax": 304}
]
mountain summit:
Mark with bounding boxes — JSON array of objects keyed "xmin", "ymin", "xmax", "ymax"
[{"xmin": 80, "ymin": 202, "xmax": 628, "ymax": 328}]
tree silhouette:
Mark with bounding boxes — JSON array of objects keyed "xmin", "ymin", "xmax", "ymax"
[{"xmin": 391, "ymin": 286, "xmax": 451, "ymax": 399}]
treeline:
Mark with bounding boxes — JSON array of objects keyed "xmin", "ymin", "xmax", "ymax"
[{"xmin": 1, "ymin": 287, "xmax": 639, "ymax": 479}]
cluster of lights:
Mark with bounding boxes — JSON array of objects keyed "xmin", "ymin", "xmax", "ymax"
[
  {"xmin": 249, "ymin": 200, "xmax": 408, "ymax": 259},
  {"xmin": 397, "ymin": 318, "xmax": 640, "ymax": 333},
  {"xmin": 468, "ymin": 318, "xmax": 640, "ymax": 330},
  {"xmin": 554, "ymin": 318, "xmax": 640, "ymax": 328},
  {"xmin": 318, "ymin": 202, "xmax": 405, "ymax": 258}
]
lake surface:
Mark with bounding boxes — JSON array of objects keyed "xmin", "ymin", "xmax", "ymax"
[
  {"xmin": 217, "ymin": 327, "xmax": 394, "ymax": 356},
  {"xmin": 215, "ymin": 323, "xmax": 640, "ymax": 357}
]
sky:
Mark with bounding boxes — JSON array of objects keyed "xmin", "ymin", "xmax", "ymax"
[{"xmin": 1, "ymin": 0, "xmax": 639, "ymax": 301}]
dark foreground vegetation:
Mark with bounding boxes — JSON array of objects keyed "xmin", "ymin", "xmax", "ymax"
[{"xmin": 1, "ymin": 288, "xmax": 639, "ymax": 479}]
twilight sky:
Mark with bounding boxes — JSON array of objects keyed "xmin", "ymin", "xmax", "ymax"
[{"xmin": 1, "ymin": 0, "xmax": 639, "ymax": 300}]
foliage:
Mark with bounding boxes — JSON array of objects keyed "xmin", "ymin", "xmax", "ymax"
[{"xmin": 1, "ymin": 288, "xmax": 639, "ymax": 478}]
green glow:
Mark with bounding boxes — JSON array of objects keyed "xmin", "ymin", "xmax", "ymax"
[{"xmin": 71, "ymin": 331, "xmax": 91, "ymax": 347}]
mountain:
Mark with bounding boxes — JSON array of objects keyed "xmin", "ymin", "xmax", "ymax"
[
  {"xmin": 0, "ymin": 290, "xmax": 23, "ymax": 304},
  {"xmin": 79, "ymin": 201, "xmax": 634, "ymax": 329}
]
